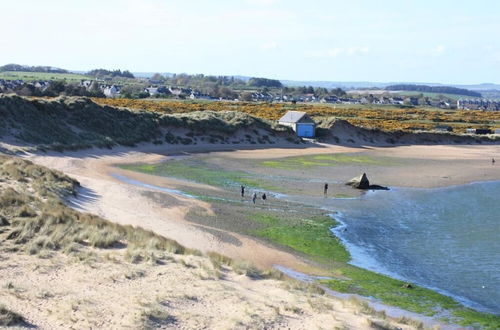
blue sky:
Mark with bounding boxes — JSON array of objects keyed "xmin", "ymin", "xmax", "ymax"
[{"xmin": 1, "ymin": 0, "xmax": 499, "ymax": 84}]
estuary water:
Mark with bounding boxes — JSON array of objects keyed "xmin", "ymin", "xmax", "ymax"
[{"xmin": 326, "ymin": 181, "xmax": 500, "ymax": 314}]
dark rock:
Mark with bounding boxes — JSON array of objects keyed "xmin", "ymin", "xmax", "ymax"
[{"xmin": 346, "ymin": 173, "xmax": 370, "ymax": 189}]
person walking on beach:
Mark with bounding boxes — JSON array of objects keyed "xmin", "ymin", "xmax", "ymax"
[
  {"xmin": 262, "ymin": 193, "xmax": 267, "ymax": 203},
  {"xmin": 252, "ymin": 192, "xmax": 257, "ymax": 204},
  {"xmin": 241, "ymin": 185, "xmax": 245, "ymax": 197},
  {"xmin": 493, "ymin": 158, "xmax": 496, "ymax": 165},
  {"xmin": 324, "ymin": 182, "xmax": 328, "ymax": 197}
]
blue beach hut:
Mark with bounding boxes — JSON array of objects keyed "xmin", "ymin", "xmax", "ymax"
[{"xmin": 278, "ymin": 111, "xmax": 316, "ymax": 138}]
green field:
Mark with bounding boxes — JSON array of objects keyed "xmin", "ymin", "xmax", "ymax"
[
  {"xmin": 392, "ymin": 91, "xmax": 476, "ymax": 101},
  {"xmin": 0, "ymin": 71, "xmax": 91, "ymax": 82}
]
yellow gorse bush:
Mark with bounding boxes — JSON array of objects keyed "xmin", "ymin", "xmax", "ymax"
[{"xmin": 92, "ymin": 98, "xmax": 500, "ymax": 133}]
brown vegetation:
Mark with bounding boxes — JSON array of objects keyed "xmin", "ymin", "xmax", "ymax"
[{"xmin": 93, "ymin": 98, "xmax": 500, "ymax": 133}]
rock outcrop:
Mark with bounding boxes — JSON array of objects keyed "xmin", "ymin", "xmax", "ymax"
[
  {"xmin": 346, "ymin": 173, "xmax": 370, "ymax": 189},
  {"xmin": 346, "ymin": 173, "xmax": 389, "ymax": 190}
]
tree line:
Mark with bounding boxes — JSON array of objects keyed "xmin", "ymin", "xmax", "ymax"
[
  {"xmin": 0, "ymin": 64, "xmax": 68, "ymax": 74},
  {"xmin": 386, "ymin": 84, "xmax": 481, "ymax": 98},
  {"xmin": 1, "ymin": 80, "xmax": 105, "ymax": 98},
  {"xmin": 86, "ymin": 69, "xmax": 135, "ymax": 79}
]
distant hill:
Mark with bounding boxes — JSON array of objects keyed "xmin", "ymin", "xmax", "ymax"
[
  {"xmin": 2, "ymin": 63, "xmax": 500, "ymax": 92},
  {"xmin": 0, "ymin": 63, "xmax": 68, "ymax": 74},
  {"xmin": 281, "ymin": 80, "xmax": 500, "ymax": 91},
  {"xmin": 385, "ymin": 84, "xmax": 482, "ymax": 98}
]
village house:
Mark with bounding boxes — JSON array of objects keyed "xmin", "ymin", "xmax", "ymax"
[
  {"xmin": 466, "ymin": 128, "xmax": 493, "ymax": 135},
  {"xmin": 458, "ymin": 99, "xmax": 500, "ymax": 111},
  {"xmin": 144, "ymin": 87, "xmax": 160, "ymax": 97},
  {"xmin": 278, "ymin": 111, "xmax": 316, "ymax": 138},
  {"xmin": 190, "ymin": 91, "xmax": 213, "ymax": 100},
  {"xmin": 103, "ymin": 85, "xmax": 120, "ymax": 98}
]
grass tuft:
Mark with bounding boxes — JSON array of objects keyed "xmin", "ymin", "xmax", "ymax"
[{"xmin": 0, "ymin": 305, "xmax": 25, "ymax": 327}]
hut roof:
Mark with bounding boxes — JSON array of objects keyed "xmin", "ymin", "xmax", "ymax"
[{"xmin": 278, "ymin": 111, "xmax": 314, "ymax": 124}]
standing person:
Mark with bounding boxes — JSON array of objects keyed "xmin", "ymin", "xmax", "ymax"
[
  {"xmin": 241, "ymin": 185, "xmax": 245, "ymax": 197},
  {"xmin": 324, "ymin": 182, "xmax": 328, "ymax": 197},
  {"xmin": 262, "ymin": 193, "xmax": 267, "ymax": 203},
  {"xmin": 252, "ymin": 192, "xmax": 257, "ymax": 204},
  {"xmin": 493, "ymin": 158, "xmax": 496, "ymax": 165}
]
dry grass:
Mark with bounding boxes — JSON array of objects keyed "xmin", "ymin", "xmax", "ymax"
[
  {"xmin": 396, "ymin": 316, "xmax": 425, "ymax": 329},
  {"xmin": 0, "ymin": 95, "xmax": 298, "ymax": 152},
  {"xmin": 140, "ymin": 305, "xmax": 177, "ymax": 329},
  {"xmin": 0, "ymin": 305, "xmax": 25, "ymax": 327},
  {"xmin": 0, "ymin": 155, "xmax": 285, "ymax": 286}
]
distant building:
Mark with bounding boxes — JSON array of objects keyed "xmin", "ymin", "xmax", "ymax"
[
  {"xmin": 278, "ymin": 111, "xmax": 316, "ymax": 138},
  {"xmin": 466, "ymin": 128, "xmax": 492, "ymax": 135},
  {"xmin": 458, "ymin": 99, "xmax": 500, "ymax": 111},
  {"xmin": 189, "ymin": 91, "xmax": 213, "ymax": 100},
  {"xmin": 144, "ymin": 87, "xmax": 159, "ymax": 96},
  {"xmin": 434, "ymin": 125, "xmax": 453, "ymax": 132},
  {"xmin": 103, "ymin": 85, "xmax": 119, "ymax": 98}
]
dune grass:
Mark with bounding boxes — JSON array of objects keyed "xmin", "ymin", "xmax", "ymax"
[
  {"xmin": 0, "ymin": 95, "xmax": 296, "ymax": 152},
  {"xmin": 0, "ymin": 305, "xmax": 25, "ymax": 327},
  {"xmin": 0, "ymin": 155, "xmax": 286, "ymax": 285}
]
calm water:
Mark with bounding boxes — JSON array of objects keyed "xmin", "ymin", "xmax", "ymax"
[{"xmin": 327, "ymin": 181, "xmax": 500, "ymax": 314}]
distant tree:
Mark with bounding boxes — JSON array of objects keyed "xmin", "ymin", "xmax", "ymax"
[
  {"xmin": 330, "ymin": 88, "xmax": 346, "ymax": 97},
  {"xmin": 120, "ymin": 84, "xmax": 146, "ymax": 98},
  {"xmin": 386, "ymin": 84, "xmax": 481, "ymax": 98},
  {"xmin": 0, "ymin": 63, "xmax": 68, "ymax": 73},
  {"xmin": 219, "ymin": 87, "xmax": 238, "ymax": 100},
  {"xmin": 43, "ymin": 80, "xmax": 67, "ymax": 96},
  {"xmin": 247, "ymin": 77, "xmax": 282, "ymax": 88},
  {"xmin": 150, "ymin": 73, "xmax": 165, "ymax": 83},
  {"xmin": 88, "ymin": 81, "xmax": 105, "ymax": 97},
  {"xmin": 240, "ymin": 92, "xmax": 253, "ymax": 101},
  {"xmin": 87, "ymin": 69, "xmax": 135, "ymax": 79}
]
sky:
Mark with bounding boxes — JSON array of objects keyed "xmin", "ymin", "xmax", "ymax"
[{"xmin": 1, "ymin": 0, "xmax": 499, "ymax": 84}]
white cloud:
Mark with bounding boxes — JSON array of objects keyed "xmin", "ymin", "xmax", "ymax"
[
  {"xmin": 246, "ymin": 0, "xmax": 281, "ymax": 5},
  {"xmin": 305, "ymin": 47, "xmax": 370, "ymax": 58},
  {"xmin": 433, "ymin": 45, "xmax": 446, "ymax": 54},
  {"xmin": 260, "ymin": 41, "xmax": 278, "ymax": 51}
]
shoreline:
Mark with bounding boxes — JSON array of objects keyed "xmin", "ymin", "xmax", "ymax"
[
  {"xmin": 20, "ymin": 142, "xmax": 500, "ymax": 328},
  {"xmin": 330, "ymin": 213, "xmax": 496, "ymax": 316},
  {"xmin": 327, "ymin": 182, "xmax": 500, "ymax": 316},
  {"xmin": 110, "ymin": 163, "xmax": 500, "ymax": 318},
  {"xmin": 112, "ymin": 167, "xmax": 500, "ymax": 317}
]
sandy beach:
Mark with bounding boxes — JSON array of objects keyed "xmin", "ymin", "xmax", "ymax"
[
  {"xmin": 27, "ymin": 142, "xmax": 500, "ymax": 270},
  {"xmin": 0, "ymin": 141, "xmax": 492, "ymax": 329}
]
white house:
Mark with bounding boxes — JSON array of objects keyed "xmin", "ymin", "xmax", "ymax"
[
  {"xmin": 278, "ymin": 111, "xmax": 316, "ymax": 138},
  {"xmin": 103, "ymin": 85, "xmax": 119, "ymax": 98},
  {"xmin": 145, "ymin": 87, "xmax": 159, "ymax": 96}
]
